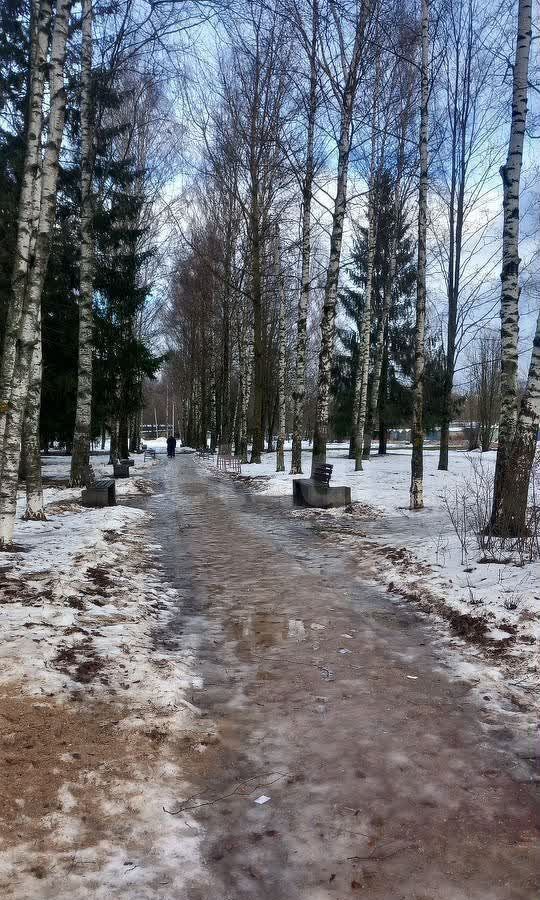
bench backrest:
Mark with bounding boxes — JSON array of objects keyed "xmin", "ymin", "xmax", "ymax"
[
  {"xmin": 217, "ymin": 454, "xmax": 241, "ymax": 474},
  {"xmin": 312, "ymin": 464, "xmax": 333, "ymax": 485},
  {"xmin": 93, "ymin": 478, "xmax": 115, "ymax": 489}
]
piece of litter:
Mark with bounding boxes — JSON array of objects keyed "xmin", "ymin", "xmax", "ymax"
[
  {"xmin": 310, "ymin": 623, "xmax": 326, "ymax": 630},
  {"xmin": 338, "ymin": 648, "xmax": 351, "ymax": 654},
  {"xmin": 255, "ymin": 795, "xmax": 271, "ymax": 805},
  {"xmin": 406, "ymin": 675, "xmax": 418, "ymax": 680},
  {"xmin": 341, "ymin": 633, "xmax": 353, "ymax": 639}
]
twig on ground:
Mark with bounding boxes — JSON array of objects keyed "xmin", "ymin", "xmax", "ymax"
[{"xmin": 163, "ymin": 771, "xmax": 292, "ymax": 814}]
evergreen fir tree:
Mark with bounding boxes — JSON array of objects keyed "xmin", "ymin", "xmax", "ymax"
[{"xmin": 334, "ymin": 171, "xmax": 416, "ymax": 443}]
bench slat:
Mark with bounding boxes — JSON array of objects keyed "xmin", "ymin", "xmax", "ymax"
[
  {"xmin": 312, "ymin": 464, "xmax": 333, "ymax": 486},
  {"xmin": 93, "ymin": 478, "xmax": 115, "ymax": 489}
]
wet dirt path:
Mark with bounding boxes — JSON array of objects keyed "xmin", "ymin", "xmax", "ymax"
[{"xmin": 142, "ymin": 456, "xmax": 540, "ymax": 900}]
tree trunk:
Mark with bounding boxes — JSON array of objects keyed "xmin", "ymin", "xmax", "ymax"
[
  {"xmin": 220, "ymin": 217, "xmax": 235, "ymax": 447},
  {"xmin": 491, "ymin": 0, "xmax": 532, "ymax": 526},
  {"xmin": 363, "ymin": 257, "xmax": 392, "ymax": 460},
  {"xmin": 378, "ymin": 337, "xmax": 388, "ymax": 455},
  {"xmin": 354, "ymin": 163, "xmax": 376, "ymax": 471},
  {"xmin": 249, "ymin": 183, "xmax": 264, "ymax": 464},
  {"xmin": 311, "ymin": 7, "xmax": 369, "ymax": 474},
  {"xmin": 232, "ymin": 383, "xmax": 240, "ymax": 456},
  {"xmin": 276, "ymin": 236, "xmax": 286, "ymax": 472},
  {"xmin": 130, "ymin": 411, "xmax": 140, "ymax": 453},
  {"xmin": 290, "ymin": 0, "xmax": 317, "ymax": 476},
  {"xmin": 410, "ymin": 0, "xmax": 429, "ymax": 511},
  {"xmin": 0, "ymin": 0, "xmax": 51, "ymax": 453},
  {"xmin": 210, "ymin": 375, "xmax": 218, "ymax": 452},
  {"xmin": 109, "ymin": 420, "xmax": 119, "ymax": 463},
  {"xmin": 70, "ymin": 0, "xmax": 94, "ymax": 487},
  {"xmin": 22, "ymin": 306, "xmax": 45, "ymax": 520},
  {"xmin": 311, "ymin": 96, "xmax": 354, "ymax": 472},
  {"xmin": 438, "ymin": 26, "xmax": 469, "ymax": 472},
  {"xmin": 0, "ymin": 0, "xmax": 73, "ymax": 547},
  {"xmin": 118, "ymin": 415, "xmax": 129, "ymax": 459},
  {"xmin": 239, "ymin": 311, "xmax": 252, "ymax": 464},
  {"xmin": 497, "ymin": 308, "xmax": 540, "ymax": 534}
]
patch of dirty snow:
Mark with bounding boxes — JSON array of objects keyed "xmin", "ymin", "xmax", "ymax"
[{"xmin": 0, "ymin": 454, "xmax": 208, "ymax": 899}]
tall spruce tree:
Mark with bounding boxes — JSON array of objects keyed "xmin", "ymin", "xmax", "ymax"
[
  {"xmin": 93, "ymin": 150, "xmax": 161, "ymax": 460},
  {"xmin": 336, "ymin": 172, "xmax": 416, "ymax": 449}
]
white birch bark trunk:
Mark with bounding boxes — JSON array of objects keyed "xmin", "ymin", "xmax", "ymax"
[
  {"xmin": 353, "ymin": 112, "xmax": 377, "ymax": 472},
  {"xmin": 352, "ymin": 197, "xmax": 375, "ymax": 471},
  {"xmin": 70, "ymin": 0, "xmax": 94, "ymax": 487},
  {"xmin": 22, "ymin": 305, "xmax": 45, "ymax": 520},
  {"xmin": 409, "ymin": 0, "xmax": 430, "ymax": 511},
  {"xmin": 491, "ymin": 0, "xmax": 532, "ymax": 526},
  {"xmin": 275, "ymin": 235, "xmax": 286, "ymax": 473},
  {"xmin": 0, "ymin": 0, "xmax": 51, "ymax": 453},
  {"xmin": 499, "ymin": 308, "xmax": 540, "ymax": 534},
  {"xmin": 363, "ymin": 235, "xmax": 396, "ymax": 459},
  {"xmin": 311, "ymin": 118, "xmax": 351, "ymax": 473},
  {"xmin": 231, "ymin": 384, "xmax": 240, "ymax": 455},
  {"xmin": 0, "ymin": 0, "xmax": 73, "ymax": 546},
  {"xmin": 311, "ymin": 63, "xmax": 361, "ymax": 469},
  {"xmin": 210, "ymin": 370, "xmax": 217, "ymax": 452},
  {"xmin": 239, "ymin": 307, "xmax": 253, "ymax": 465},
  {"xmin": 312, "ymin": 2, "xmax": 371, "ymax": 473},
  {"xmin": 290, "ymin": 0, "xmax": 317, "ymax": 475}
]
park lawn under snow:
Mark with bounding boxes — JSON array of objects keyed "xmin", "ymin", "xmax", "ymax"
[
  {"xmin": 0, "ymin": 450, "xmax": 205, "ymax": 898},
  {"xmin": 223, "ymin": 445, "xmax": 540, "ymax": 691}
]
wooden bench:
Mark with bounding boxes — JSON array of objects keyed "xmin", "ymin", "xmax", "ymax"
[
  {"xmin": 293, "ymin": 462, "xmax": 351, "ymax": 508},
  {"xmin": 217, "ymin": 454, "xmax": 241, "ymax": 474},
  {"xmin": 144, "ymin": 447, "xmax": 156, "ymax": 461},
  {"xmin": 81, "ymin": 478, "xmax": 116, "ymax": 508},
  {"xmin": 198, "ymin": 449, "xmax": 213, "ymax": 459},
  {"xmin": 113, "ymin": 460, "xmax": 130, "ymax": 478}
]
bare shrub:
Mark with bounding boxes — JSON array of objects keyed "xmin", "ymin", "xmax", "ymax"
[{"xmin": 443, "ymin": 453, "xmax": 540, "ymax": 564}]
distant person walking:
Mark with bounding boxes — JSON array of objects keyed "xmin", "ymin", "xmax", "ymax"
[{"xmin": 166, "ymin": 435, "xmax": 177, "ymax": 458}]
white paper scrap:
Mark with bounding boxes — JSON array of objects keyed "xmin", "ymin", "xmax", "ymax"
[{"xmin": 255, "ymin": 795, "xmax": 271, "ymax": 805}]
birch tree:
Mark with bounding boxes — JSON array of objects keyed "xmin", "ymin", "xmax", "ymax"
[
  {"xmin": 0, "ymin": 0, "xmax": 73, "ymax": 545},
  {"xmin": 435, "ymin": 0, "xmax": 505, "ymax": 471},
  {"xmin": 499, "ymin": 308, "xmax": 540, "ymax": 534},
  {"xmin": 0, "ymin": 0, "xmax": 51, "ymax": 453},
  {"xmin": 409, "ymin": 0, "xmax": 429, "ymax": 510},
  {"xmin": 311, "ymin": 0, "xmax": 373, "ymax": 472},
  {"xmin": 289, "ymin": 0, "xmax": 318, "ymax": 475},
  {"xmin": 352, "ymin": 56, "xmax": 382, "ymax": 471},
  {"xmin": 239, "ymin": 303, "xmax": 253, "ymax": 464},
  {"xmin": 217, "ymin": 5, "xmax": 289, "ymax": 464},
  {"xmin": 70, "ymin": 0, "xmax": 94, "ymax": 486},
  {"xmin": 491, "ymin": 0, "xmax": 533, "ymax": 529},
  {"xmin": 275, "ymin": 230, "xmax": 286, "ymax": 471},
  {"xmin": 21, "ymin": 307, "xmax": 44, "ymax": 519}
]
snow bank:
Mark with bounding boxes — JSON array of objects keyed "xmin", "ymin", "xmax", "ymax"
[{"xmin": 0, "ymin": 456, "xmax": 206, "ymax": 898}]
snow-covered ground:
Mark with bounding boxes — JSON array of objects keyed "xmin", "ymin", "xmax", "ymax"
[
  {"xmin": 0, "ymin": 452, "xmax": 205, "ymax": 898},
  {"xmin": 207, "ymin": 444, "xmax": 540, "ymax": 698}
]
